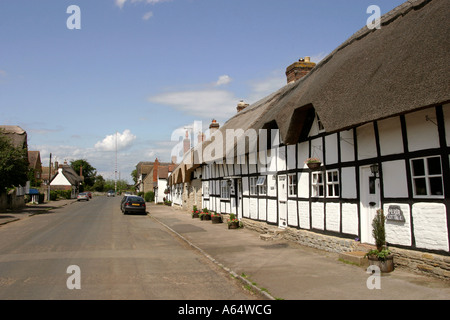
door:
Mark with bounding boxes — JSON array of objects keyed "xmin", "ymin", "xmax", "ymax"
[
  {"xmin": 360, "ymin": 166, "xmax": 381, "ymax": 245},
  {"xmin": 278, "ymin": 175, "xmax": 287, "ymax": 228},
  {"xmin": 236, "ymin": 179, "xmax": 243, "ymax": 219}
]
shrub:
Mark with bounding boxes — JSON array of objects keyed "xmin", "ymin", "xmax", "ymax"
[{"xmin": 144, "ymin": 191, "xmax": 154, "ymax": 202}]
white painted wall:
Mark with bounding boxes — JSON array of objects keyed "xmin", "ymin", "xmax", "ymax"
[
  {"xmin": 356, "ymin": 123, "xmax": 377, "ymax": 160},
  {"xmin": 298, "ymin": 201, "xmax": 310, "ymax": 229},
  {"xmin": 382, "ymin": 160, "xmax": 408, "ymax": 198},
  {"xmin": 325, "ymin": 202, "xmax": 340, "ymax": 232},
  {"xmin": 341, "ymin": 167, "xmax": 357, "ymax": 199},
  {"xmin": 412, "ymin": 203, "xmax": 449, "ymax": 251},
  {"xmin": 311, "ymin": 202, "xmax": 324, "ymax": 230},
  {"xmin": 378, "ymin": 116, "xmax": 404, "ymax": 155},
  {"xmin": 405, "ymin": 108, "xmax": 440, "ymax": 152},
  {"xmin": 384, "ymin": 203, "xmax": 412, "ymax": 247},
  {"xmin": 341, "ymin": 203, "xmax": 358, "ymax": 236},
  {"xmin": 50, "ymin": 168, "xmax": 71, "ymax": 186}
]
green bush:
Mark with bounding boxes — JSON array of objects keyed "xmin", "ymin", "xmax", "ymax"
[{"xmin": 144, "ymin": 191, "xmax": 154, "ymax": 202}]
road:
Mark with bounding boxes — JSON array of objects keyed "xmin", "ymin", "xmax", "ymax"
[{"xmin": 0, "ymin": 196, "xmax": 256, "ymax": 300}]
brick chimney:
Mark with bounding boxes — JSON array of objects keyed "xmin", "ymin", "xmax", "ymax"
[
  {"xmin": 183, "ymin": 130, "xmax": 191, "ymax": 154},
  {"xmin": 236, "ymin": 100, "xmax": 249, "ymax": 113},
  {"xmin": 153, "ymin": 158, "xmax": 159, "ymax": 182},
  {"xmin": 197, "ymin": 131, "xmax": 205, "ymax": 144},
  {"xmin": 209, "ymin": 119, "xmax": 220, "ymax": 134},
  {"xmin": 285, "ymin": 57, "xmax": 316, "ymax": 84}
]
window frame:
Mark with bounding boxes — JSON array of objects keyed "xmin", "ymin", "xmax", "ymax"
[
  {"xmin": 257, "ymin": 176, "xmax": 267, "ymax": 195},
  {"xmin": 410, "ymin": 155, "xmax": 444, "ymax": 198},
  {"xmin": 249, "ymin": 176, "xmax": 258, "ymax": 196},
  {"xmin": 288, "ymin": 173, "xmax": 297, "ymax": 196},
  {"xmin": 326, "ymin": 169, "xmax": 340, "ymax": 198},
  {"xmin": 220, "ymin": 180, "xmax": 230, "ymax": 199},
  {"xmin": 312, "ymin": 171, "xmax": 324, "ymax": 198}
]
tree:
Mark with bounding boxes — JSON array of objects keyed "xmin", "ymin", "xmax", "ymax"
[
  {"xmin": 0, "ymin": 134, "xmax": 29, "ymax": 192},
  {"xmin": 131, "ymin": 169, "xmax": 137, "ymax": 185},
  {"xmin": 70, "ymin": 159, "xmax": 97, "ymax": 187},
  {"xmin": 92, "ymin": 175, "xmax": 105, "ymax": 192}
]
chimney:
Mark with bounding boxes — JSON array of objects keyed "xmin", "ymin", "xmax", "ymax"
[
  {"xmin": 197, "ymin": 131, "xmax": 205, "ymax": 144},
  {"xmin": 171, "ymin": 155, "xmax": 177, "ymax": 164},
  {"xmin": 209, "ymin": 119, "xmax": 220, "ymax": 134},
  {"xmin": 285, "ymin": 57, "xmax": 316, "ymax": 84},
  {"xmin": 79, "ymin": 165, "xmax": 83, "ymax": 177},
  {"xmin": 183, "ymin": 130, "xmax": 191, "ymax": 154},
  {"xmin": 236, "ymin": 100, "xmax": 249, "ymax": 113},
  {"xmin": 153, "ymin": 158, "xmax": 159, "ymax": 182}
]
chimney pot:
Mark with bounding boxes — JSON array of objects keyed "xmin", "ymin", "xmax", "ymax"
[
  {"xmin": 286, "ymin": 56, "xmax": 316, "ymax": 84},
  {"xmin": 237, "ymin": 100, "xmax": 249, "ymax": 113}
]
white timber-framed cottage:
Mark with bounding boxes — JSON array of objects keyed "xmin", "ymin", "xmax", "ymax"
[{"xmin": 169, "ymin": 0, "xmax": 450, "ymax": 260}]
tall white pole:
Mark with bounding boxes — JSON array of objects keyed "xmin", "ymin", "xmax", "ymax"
[{"xmin": 115, "ymin": 131, "xmax": 117, "ymax": 195}]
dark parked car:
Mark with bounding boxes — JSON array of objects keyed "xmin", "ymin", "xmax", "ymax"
[{"xmin": 121, "ymin": 195, "xmax": 147, "ymax": 215}]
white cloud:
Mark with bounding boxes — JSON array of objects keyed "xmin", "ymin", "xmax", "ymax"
[
  {"xmin": 142, "ymin": 11, "xmax": 153, "ymax": 20},
  {"xmin": 115, "ymin": 0, "xmax": 171, "ymax": 8},
  {"xmin": 149, "ymin": 89, "xmax": 238, "ymax": 120},
  {"xmin": 94, "ymin": 129, "xmax": 137, "ymax": 151},
  {"xmin": 215, "ymin": 75, "xmax": 232, "ymax": 86}
]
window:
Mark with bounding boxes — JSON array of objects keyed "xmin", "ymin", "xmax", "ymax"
[
  {"xmin": 257, "ymin": 176, "xmax": 267, "ymax": 195},
  {"xmin": 221, "ymin": 180, "xmax": 230, "ymax": 199},
  {"xmin": 312, "ymin": 172, "xmax": 324, "ymax": 197},
  {"xmin": 249, "ymin": 177, "xmax": 258, "ymax": 195},
  {"xmin": 326, "ymin": 170, "xmax": 340, "ymax": 198},
  {"xmin": 203, "ymin": 181, "xmax": 209, "ymax": 198},
  {"xmin": 411, "ymin": 156, "xmax": 444, "ymax": 197},
  {"xmin": 288, "ymin": 173, "xmax": 297, "ymax": 196}
]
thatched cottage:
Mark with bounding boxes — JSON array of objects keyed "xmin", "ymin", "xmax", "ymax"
[{"xmin": 169, "ymin": 0, "xmax": 450, "ymax": 258}]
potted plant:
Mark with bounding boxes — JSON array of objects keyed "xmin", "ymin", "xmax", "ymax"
[
  {"xmin": 227, "ymin": 213, "xmax": 242, "ymax": 229},
  {"xmin": 365, "ymin": 209, "xmax": 394, "ymax": 272},
  {"xmin": 192, "ymin": 206, "xmax": 199, "ymax": 218},
  {"xmin": 200, "ymin": 210, "xmax": 211, "ymax": 221},
  {"xmin": 305, "ymin": 157, "xmax": 321, "ymax": 170},
  {"xmin": 211, "ymin": 212, "xmax": 223, "ymax": 224}
]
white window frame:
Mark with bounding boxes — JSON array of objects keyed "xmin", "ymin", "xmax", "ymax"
[
  {"xmin": 326, "ymin": 170, "xmax": 340, "ymax": 198},
  {"xmin": 249, "ymin": 176, "xmax": 258, "ymax": 195},
  {"xmin": 220, "ymin": 180, "xmax": 230, "ymax": 199},
  {"xmin": 257, "ymin": 176, "xmax": 267, "ymax": 195},
  {"xmin": 410, "ymin": 156, "xmax": 444, "ymax": 198},
  {"xmin": 312, "ymin": 172, "xmax": 324, "ymax": 197},
  {"xmin": 288, "ymin": 173, "xmax": 297, "ymax": 196},
  {"xmin": 203, "ymin": 181, "xmax": 210, "ymax": 198}
]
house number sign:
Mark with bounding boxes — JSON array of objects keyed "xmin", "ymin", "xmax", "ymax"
[{"xmin": 386, "ymin": 205, "xmax": 405, "ymax": 222}]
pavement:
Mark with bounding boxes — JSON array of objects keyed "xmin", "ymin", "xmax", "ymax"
[
  {"xmin": 148, "ymin": 203, "xmax": 450, "ymax": 300},
  {"xmin": 0, "ymin": 199, "xmax": 77, "ymax": 226},
  {"xmin": 1, "ymin": 199, "xmax": 449, "ymax": 300}
]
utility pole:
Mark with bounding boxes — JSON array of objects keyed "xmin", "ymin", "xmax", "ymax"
[
  {"xmin": 115, "ymin": 131, "xmax": 118, "ymax": 195},
  {"xmin": 48, "ymin": 153, "xmax": 52, "ymax": 201}
]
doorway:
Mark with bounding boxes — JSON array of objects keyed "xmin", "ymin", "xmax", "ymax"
[
  {"xmin": 278, "ymin": 174, "xmax": 287, "ymax": 228},
  {"xmin": 360, "ymin": 166, "xmax": 381, "ymax": 245}
]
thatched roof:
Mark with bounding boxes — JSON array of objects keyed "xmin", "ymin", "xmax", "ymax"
[
  {"xmin": 169, "ymin": 0, "xmax": 449, "ymax": 184},
  {"xmin": 0, "ymin": 125, "xmax": 27, "ymax": 149}
]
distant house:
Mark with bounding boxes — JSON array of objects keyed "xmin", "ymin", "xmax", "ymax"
[
  {"xmin": 0, "ymin": 125, "xmax": 29, "ymax": 209},
  {"xmin": 135, "ymin": 159, "xmax": 176, "ymax": 202},
  {"xmin": 50, "ymin": 162, "xmax": 83, "ymax": 198},
  {"xmin": 28, "ymin": 151, "xmax": 42, "ymax": 185}
]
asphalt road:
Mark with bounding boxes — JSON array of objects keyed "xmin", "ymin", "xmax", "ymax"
[{"xmin": 0, "ymin": 196, "xmax": 256, "ymax": 300}]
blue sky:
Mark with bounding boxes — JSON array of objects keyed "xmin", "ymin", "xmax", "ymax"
[{"xmin": 0, "ymin": 0, "xmax": 405, "ymax": 182}]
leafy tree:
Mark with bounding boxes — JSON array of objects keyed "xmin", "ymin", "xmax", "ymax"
[
  {"xmin": 0, "ymin": 133, "xmax": 29, "ymax": 192},
  {"xmin": 92, "ymin": 175, "xmax": 105, "ymax": 192},
  {"xmin": 70, "ymin": 159, "xmax": 97, "ymax": 187},
  {"xmin": 131, "ymin": 169, "xmax": 137, "ymax": 184}
]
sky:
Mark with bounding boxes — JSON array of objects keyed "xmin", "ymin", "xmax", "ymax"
[{"xmin": 0, "ymin": 0, "xmax": 406, "ymax": 183}]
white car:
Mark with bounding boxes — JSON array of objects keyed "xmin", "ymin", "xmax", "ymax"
[
  {"xmin": 107, "ymin": 190, "xmax": 115, "ymax": 197},
  {"xmin": 77, "ymin": 192, "xmax": 89, "ymax": 201}
]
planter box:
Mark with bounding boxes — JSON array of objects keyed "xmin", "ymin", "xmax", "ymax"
[
  {"xmin": 192, "ymin": 213, "xmax": 199, "ymax": 218},
  {"xmin": 228, "ymin": 222, "xmax": 240, "ymax": 229},
  {"xmin": 201, "ymin": 214, "xmax": 211, "ymax": 221},
  {"xmin": 367, "ymin": 255, "xmax": 394, "ymax": 273},
  {"xmin": 211, "ymin": 216, "xmax": 222, "ymax": 224}
]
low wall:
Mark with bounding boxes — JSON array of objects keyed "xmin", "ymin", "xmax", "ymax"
[{"xmin": 241, "ymin": 218, "xmax": 450, "ymax": 280}]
